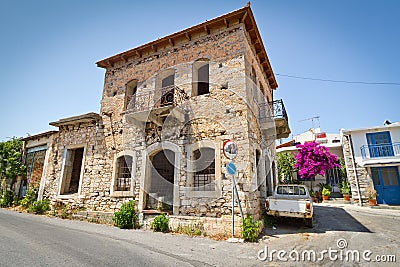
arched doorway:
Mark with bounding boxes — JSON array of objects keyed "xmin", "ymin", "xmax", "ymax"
[{"xmin": 145, "ymin": 149, "xmax": 175, "ymax": 212}]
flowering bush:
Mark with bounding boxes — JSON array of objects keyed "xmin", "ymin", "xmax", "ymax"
[{"xmin": 294, "ymin": 141, "xmax": 341, "ymax": 178}]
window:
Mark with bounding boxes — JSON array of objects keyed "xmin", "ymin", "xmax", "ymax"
[
  {"xmin": 111, "ymin": 151, "xmax": 136, "ymax": 196},
  {"xmin": 162, "ymin": 74, "xmax": 174, "ymax": 88},
  {"xmin": 60, "ymin": 147, "xmax": 84, "ymax": 195},
  {"xmin": 276, "ymin": 185, "xmax": 306, "ymax": 196},
  {"xmin": 250, "ymin": 66, "xmax": 257, "ymax": 87},
  {"xmin": 115, "ymin": 156, "xmax": 133, "ymax": 191},
  {"xmin": 124, "ymin": 79, "xmax": 137, "ymax": 110},
  {"xmin": 25, "ymin": 147, "xmax": 46, "ymax": 186},
  {"xmin": 380, "ymin": 167, "xmax": 399, "ymax": 186},
  {"xmin": 156, "ymin": 69, "xmax": 175, "ymax": 107},
  {"xmin": 366, "ymin": 131, "xmax": 394, "ymax": 157},
  {"xmin": 193, "ymin": 147, "xmax": 215, "ymax": 191},
  {"xmin": 192, "ymin": 59, "xmax": 209, "ymax": 96},
  {"xmin": 256, "ymin": 149, "xmax": 262, "ymax": 189}
]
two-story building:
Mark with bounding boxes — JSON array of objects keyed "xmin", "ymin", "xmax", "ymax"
[
  {"xmin": 277, "ymin": 128, "xmax": 343, "ymax": 193},
  {"xmin": 341, "ymin": 122, "xmax": 400, "ymax": 205},
  {"xmin": 22, "ymin": 4, "xmax": 290, "ymax": 229}
]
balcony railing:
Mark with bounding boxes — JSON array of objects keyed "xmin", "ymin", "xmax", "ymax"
[
  {"xmin": 126, "ymin": 85, "xmax": 189, "ymax": 113},
  {"xmin": 361, "ymin": 143, "xmax": 400, "ymax": 159},
  {"xmin": 269, "ymin": 99, "xmax": 289, "ymax": 122}
]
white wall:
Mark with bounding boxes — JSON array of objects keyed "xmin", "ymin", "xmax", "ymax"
[{"xmin": 346, "ymin": 125, "xmax": 400, "ymax": 164}]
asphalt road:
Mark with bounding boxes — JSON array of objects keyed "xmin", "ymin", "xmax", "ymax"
[
  {"xmin": 1, "ymin": 205, "xmax": 399, "ymax": 267},
  {"xmin": 261, "ymin": 203, "xmax": 400, "ymax": 266},
  {"xmin": 0, "ymin": 209, "xmax": 258, "ymax": 267}
]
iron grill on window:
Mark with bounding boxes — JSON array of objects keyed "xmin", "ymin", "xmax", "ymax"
[
  {"xmin": 193, "ymin": 148, "xmax": 215, "ymax": 191},
  {"xmin": 116, "ymin": 156, "xmax": 132, "ymax": 191}
]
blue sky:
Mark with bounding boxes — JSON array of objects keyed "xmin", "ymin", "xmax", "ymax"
[{"xmin": 1, "ymin": 0, "xmax": 399, "ymax": 141}]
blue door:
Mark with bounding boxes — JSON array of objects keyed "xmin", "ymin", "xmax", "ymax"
[
  {"xmin": 371, "ymin": 167, "xmax": 400, "ymax": 205},
  {"xmin": 366, "ymin": 131, "xmax": 394, "ymax": 158}
]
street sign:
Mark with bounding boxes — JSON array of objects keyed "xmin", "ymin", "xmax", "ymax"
[
  {"xmin": 223, "ymin": 140, "xmax": 237, "ymax": 160},
  {"xmin": 226, "ymin": 162, "xmax": 236, "ymax": 175}
]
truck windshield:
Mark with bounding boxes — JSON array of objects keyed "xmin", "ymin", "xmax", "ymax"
[{"xmin": 277, "ymin": 186, "xmax": 306, "ymax": 196}]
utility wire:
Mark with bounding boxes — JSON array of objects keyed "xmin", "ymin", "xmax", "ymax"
[{"xmin": 276, "ymin": 73, "xmax": 400, "ymax": 86}]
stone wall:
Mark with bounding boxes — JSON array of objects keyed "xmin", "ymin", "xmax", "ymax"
[
  {"xmin": 41, "ymin": 21, "xmax": 277, "ymax": 222},
  {"xmin": 342, "ymin": 135, "xmax": 372, "ymax": 204},
  {"xmin": 42, "ymin": 121, "xmax": 137, "ymax": 211}
]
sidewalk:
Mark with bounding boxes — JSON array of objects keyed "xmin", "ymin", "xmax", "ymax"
[{"xmin": 314, "ymin": 201, "xmax": 400, "ymax": 217}]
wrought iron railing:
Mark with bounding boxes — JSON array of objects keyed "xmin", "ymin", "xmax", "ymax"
[
  {"xmin": 116, "ymin": 177, "xmax": 131, "ymax": 191},
  {"xmin": 269, "ymin": 99, "xmax": 288, "ymax": 122},
  {"xmin": 126, "ymin": 85, "xmax": 189, "ymax": 113},
  {"xmin": 361, "ymin": 143, "xmax": 400, "ymax": 159}
]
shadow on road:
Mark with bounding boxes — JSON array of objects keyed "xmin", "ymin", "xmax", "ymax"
[{"xmin": 264, "ymin": 205, "xmax": 371, "ymax": 236}]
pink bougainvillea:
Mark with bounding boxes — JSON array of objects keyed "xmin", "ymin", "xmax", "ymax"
[{"xmin": 294, "ymin": 141, "xmax": 341, "ymax": 178}]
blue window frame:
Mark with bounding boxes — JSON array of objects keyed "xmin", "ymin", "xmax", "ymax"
[{"xmin": 366, "ymin": 131, "xmax": 394, "ymax": 158}]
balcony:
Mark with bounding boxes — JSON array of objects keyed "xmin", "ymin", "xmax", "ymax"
[
  {"xmin": 125, "ymin": 85, "xmax": 188, "ymax": 126},
  {"xmin": 269, "ymin": 99, "xmax": 291, "ymax": 139},
  {"xmin": 361, "ymin": 143, "xmax": 400, "ymax": 160}
]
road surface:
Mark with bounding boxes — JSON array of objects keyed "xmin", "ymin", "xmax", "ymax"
[{"xmin": 1, "ymin": 204, "xmax": 399, "ymax": 266}]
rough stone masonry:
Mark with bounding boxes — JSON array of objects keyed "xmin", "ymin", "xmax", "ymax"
[{"xmin": 25, "ymin": 5, "xmax": 289, "ymax": 233}]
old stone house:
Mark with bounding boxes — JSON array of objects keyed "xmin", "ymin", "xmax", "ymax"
[{"xmin": 23, "ymin": 4, "xmax": 290, "ymax": 227}]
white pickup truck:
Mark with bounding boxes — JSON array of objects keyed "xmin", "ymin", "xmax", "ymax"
[{"xmin": 266, "ymin": 184, "xmax": 313, "ymax": 227}]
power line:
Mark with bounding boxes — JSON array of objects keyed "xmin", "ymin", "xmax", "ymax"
[{"xmin": 276, "ymin": 73, "xmax": 400, "ymax": 86}]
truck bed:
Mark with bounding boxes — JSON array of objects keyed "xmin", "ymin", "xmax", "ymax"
[
  {"xmin": 266, "ymin": 185, "xmax": 313, "ymax": 219},
  {"xmin": 267, "ymin": 197, "xmax": 312, "ymax": 218}
]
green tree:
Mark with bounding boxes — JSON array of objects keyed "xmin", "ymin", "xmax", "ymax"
[
  {"xmin": 338, "ymin": 157, "xmax": 347, "ymax": 179},
  {"xmin": 0, "ymin": 138, "xmax": 26, "ymax": 192},
  {"xmin": 276, "ymin": 152, "xmax": 296, "ymax": 183}
]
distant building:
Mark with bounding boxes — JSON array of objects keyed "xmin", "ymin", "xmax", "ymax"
[
  {"xmin": 276, "ymin": 128, "xmax": 343, "ymax": 193},
  {"xmin": 18, "ymin": 131, "xmax": 57, "ymax": 198},
  {"xmin": 341, "ymin": 122, "xmax": 400, "ymax": 205}
]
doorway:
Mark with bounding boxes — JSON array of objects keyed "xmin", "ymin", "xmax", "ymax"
[
  {"xmin": 60, "ymin": 147, "xmax": 84, "ymax": 195},
  {"xmin": 145, "ymin": 149, "xmax": 175, "ymax": 212},
  {"xmin": 371, "ymin": 166, "xmax": 400, "ymax": 205}
]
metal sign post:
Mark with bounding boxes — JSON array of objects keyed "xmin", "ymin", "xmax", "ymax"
[
  {"xmin": 226, "ymin": 161, "xmax": 237, "ymax": 237},
  {"xmin": 224, "ymin": 140, "xmax": 240, "ymax": 239}
]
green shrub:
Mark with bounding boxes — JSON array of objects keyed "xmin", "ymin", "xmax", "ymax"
[
  {"xmin": 151, "ymin": 213, "xmax": 169, "ymax": 232},
  {"xmin": 19, "ymin": 188, "xmax": 38, "ymax": 208},
  {"xmin": 112, "ymin": 200, "xmax": 139, "ymax": 229},
  {"xmin": 28, "ymin": 199, "xmax": 50, "ymax": 214},
  {"xmin": 0, "ymin": 190, "xmax": 15, "ymax": 208},
  {"xmin": 309, "ymin": 189, "xmax": 315, "ymax": 197},
  {"xmin": 241, "ymin": 214, "xmax": 261, "ymax": 242},
  {"xmin": 322, "ymin": 187, "xmax": 331, "ymax": 197},
  {"xmin": 174, "ymin": 222, "xmax": 204, "ymax": 236},
  {"xmin": 60, "ymin": 204, "xmax": 71, "ymax": 219},
  {"xmin": 318, "ymin": 183, "xmax": 332, "ymax": 192},
  {"xmin": 340, "ymin": 181, "xmax": 351, "ymax": 195}
]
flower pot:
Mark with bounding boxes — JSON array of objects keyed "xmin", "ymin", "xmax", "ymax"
[
  {"xmin": 343, "ymin": 195, "xmax": 351, "ymax": 201},
  {"xmin": 368, "ymin": 199, "xmax": 377, "ymax": 206},
  {"xmin": 322, "ymin": 196, "xmax": 330, "ymax": 201},
  {"xmin": 311, "ymin": 196, "xmax": 315, "ymax": 202}
]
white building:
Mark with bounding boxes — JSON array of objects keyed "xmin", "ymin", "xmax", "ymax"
[
  {"xmin": 341, "ymin": 122, "xmax": 400, "ymax": 205},
  {"xmin": 276, "ymin": 128, "xmax": 343, "ymax": 193}
]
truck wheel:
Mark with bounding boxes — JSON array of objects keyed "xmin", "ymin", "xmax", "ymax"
[{"xmin": 305, "ymin": 218, "xmax": 313, "ymax": 228}]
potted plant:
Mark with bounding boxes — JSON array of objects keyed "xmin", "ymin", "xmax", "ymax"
[
  {"xmin": 315, "ymin": 190, "xmax": 321, "ymax": 202},
  {"xmin": 366, "ymin": 186, "xmax": 377, "ymax": 206},
  {"xmin": 318, "ymin": 183, "xmax": 332, "ymax": 194},
  {"xmin": 340, "ymin": 181, "xmax": 351, "ymax": 201},
  {"xmin": 322, "ymin": 187, "xmax": 331, "ymax": 201},
  {"xmin": 309, "ymin": 189, "xmax": 315, "ymax": 202}
]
